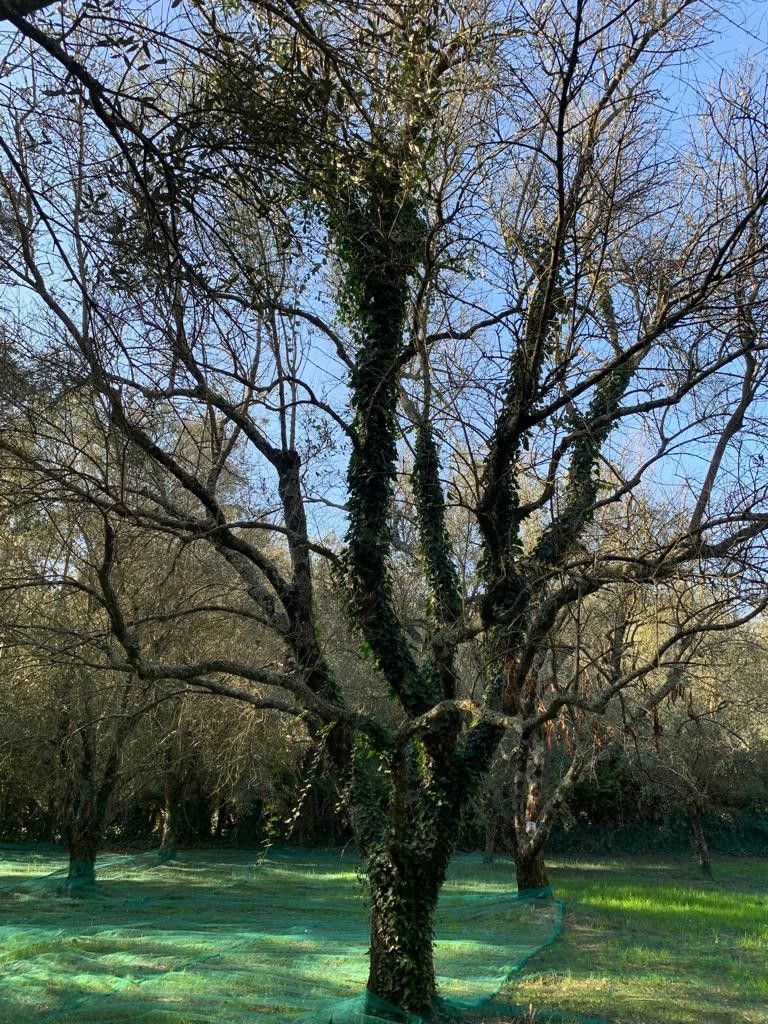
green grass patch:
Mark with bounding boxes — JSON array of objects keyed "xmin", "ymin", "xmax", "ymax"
[{"xmin": 507, "ymin": 856, "xmax": 768, "ymax": 1024}]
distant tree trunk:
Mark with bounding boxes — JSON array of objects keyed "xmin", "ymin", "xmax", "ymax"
[
  {"xmin": 158, "ymin": 780, "xmax": 181, "ymax": 860},
  {"xmin": 66, "ymin": 823, "xmax": 99, "ymax": 890},
  {"xmin": 60, "ymin": 772, "xmax": 101, "ymax": 890},
  {"xmin": 157, "ymin": 758, "xmax": 212, "ymax": 858},
  {"xmin": 482, "ymin": 790, "xmax": 498, "ymax": 863},
  {"xmin": 484, "ymin": 818, "xmax": 496, "ymax": 864},
  {"xmin": 183, "ymin": 787, "xmax": 212, "ymax": 841},
  {"xmin": 159, "ymin": 816, "xmax": 178, "ymax": 859},
  {"xmin": 59, "ymin": 721, "xmax": 122, "ymax": 892},
  {"xmin": 514, "ymin": 841, "xmax": 549, "ymax": 891},
  {"xmin": 689, "ymin": 805, "xmax": 711, "ymax": 875},
  {"xmin": 214, "ymin": 799, "xmax": 233, "ymax": 839},
  {"xmin": 50, "ymin": 669, "xmax": 136, "ymax": 891}
]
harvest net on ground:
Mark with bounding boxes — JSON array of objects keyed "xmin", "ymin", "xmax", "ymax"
[{"xmin": 0, "ymin": 847, "xmax": 604, "ymax": 1024}]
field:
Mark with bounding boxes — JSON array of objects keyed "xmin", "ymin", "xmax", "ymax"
[
  {"xmin": 0, "ymin": 847, "xmax": 765, "ymax": 1024},
  {"xmin": 508, "ymin": 856, "xmax": 768, "ymax": 1024}
]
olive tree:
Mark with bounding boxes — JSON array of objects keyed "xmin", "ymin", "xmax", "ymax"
[
  {"xmin": 0, "ymin": 386, "xmax": 284, "ymax": 882},
  {"xmin": 2, "ymin": 0, "xmax": 768, "ymax": 1014},
  {"xmin": 625, "ymin": 624, "xmax": 768, "ymax": 872}
]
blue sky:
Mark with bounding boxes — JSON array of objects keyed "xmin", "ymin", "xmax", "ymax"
[{"xmin": 712, "ymin": 1, "xmax": 767, "ymax": 60}]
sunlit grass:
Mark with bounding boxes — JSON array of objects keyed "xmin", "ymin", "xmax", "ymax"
[{"xmin": 507, "ymin": 856, "xmax": 768, "ymax": 1024}]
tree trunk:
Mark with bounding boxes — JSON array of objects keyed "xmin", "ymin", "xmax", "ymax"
[
  {"xmin": 58, "ymin": 706, "xmax": 125, "ymax": 891},
  {"xmin": 158, "ymin": 785, "xmax": 179, "ymax": 860},
  {"xmin": 66, "ymin": 825, "xmax": 98, "ymax": 891},
  {"xmin": 482, "ymin": 790, "xmax": 499, "ymax": 864},
  {"xmin": 61, "ymin": 764, "xmax": 102, "ymax": 892},
  {"xmin": 514, "ymin": 842, "xmax": 549, "ymax": 892},
  {"xmin": 214, "ymin": 799, "xmax": 233, "ymax": 839},
  {"xmin": 158, "ymin": 770, "xmax": 211, "ymax": 857},
  {"xmin": 365, "ymin": 846, "xmax": 445, "ymax": 1014},
  {"xmin": 159, "ymin": 817, "xmax": 178, "ymax": 859},
  {"xmin": 512, "ymin": 735, "xmax": 549, "ymax": 892},
  {"xmin": 483, "ymin": 818, "xmax": 496, "ymax": 864},
  {"xmin": 356, "ymin": 727, "xmax": 472, "ymax": 1017},
  {"xmin": 689, "ymin": 807, "xmax": 711, "ymax": 875}
]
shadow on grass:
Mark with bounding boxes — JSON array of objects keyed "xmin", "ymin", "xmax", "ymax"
[{"xmin": 0, "ymin": 847, "xmax": 567, "ymax": 1024}]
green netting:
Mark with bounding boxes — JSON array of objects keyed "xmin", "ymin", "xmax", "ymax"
[
  {"xmin": 0, "ymin": 847, "xmax": 605, "ymax": 1024},
  {"xmin": 0, "ymin": 843, "xmax": 180, "ymax": 894}
]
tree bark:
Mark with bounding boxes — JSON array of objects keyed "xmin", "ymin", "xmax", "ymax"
[
  {"xmin": 514, "ymin": 842, "xmax": 549, "ymax": 892},
  {"xmin": 159, "ymin": 813, "xmax": 178, "ymax": 860},
  {"xmin": 689, "ymin": 806, "xmax": 711, "ymax": 875},
  {"xmin": 511, "ymin": 733, "xmax": 550, "ymax": 891},
  {"xmin": 354, "ymin": 721, "xmax": 474, "ymax": 1017},
  {"xmin": 66, "ymin": 825, "xmax": 98, "ymax": 891},
  {"xmin": 365, "ymin": 845, "xmax": 446, "ymax": 1014}
]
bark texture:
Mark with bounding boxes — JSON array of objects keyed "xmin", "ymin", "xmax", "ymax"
[
  {"xmin": 66, "ymin": 827, "xmax": 98, "ymax": 890},
  {"xmin": 689, "ymin": 806, "xmax": 712, "ymax": 875},
  {"xmin": 514, "ymin": 844, "xmax": 549, "ymax": 891}
]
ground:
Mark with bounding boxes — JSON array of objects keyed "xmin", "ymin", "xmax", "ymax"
[
  {"xmin": 505, "ymin": 856, "xmax": 768, "ymax": 1024},
  {"xmin": 0, "ymin": 846, "xmax": 765, "ymax": 1023}
]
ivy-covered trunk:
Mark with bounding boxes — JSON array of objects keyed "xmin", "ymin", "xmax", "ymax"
[
  {"xmin": 366, "ymin": 844, "xmax": 448, "ymax": 1011},
  {"xmin": 352, "ymin": 723, "xmax": 473, "ymax": 1016},
  {"xmin": 323, "ymin": 65, "xmax": 506, "ymax": 1014}
]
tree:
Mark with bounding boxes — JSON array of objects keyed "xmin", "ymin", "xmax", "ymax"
[
  {"xmin": 1, "ymin": 0, "xmax": 768, "ymax": 1015},
  {"xmin": 0, "ymin": 400, "xmax": 283, "ymax": 883},
  {"xmin": 625, "ymin": 624, "xmax": 768, "ymax": 873},
  {"xmin": 481, "ymin": 565, "xmax": 768, "ymax": 885}
]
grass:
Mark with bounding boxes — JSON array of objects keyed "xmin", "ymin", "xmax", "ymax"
[
  {"xmin": 0, "ymin": 847, "xmax": 765, "ymax": 1023},
  {"xmin": 504, "ymin": 855, "xmax": 768, "ymax": 1024}
]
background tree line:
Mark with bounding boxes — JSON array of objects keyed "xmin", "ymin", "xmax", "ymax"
[{"xmin": 3, "ymin": 522, "xmax": 767, "ymax": 871}]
